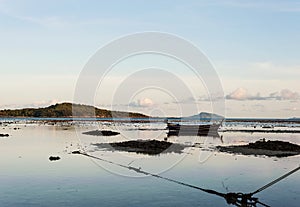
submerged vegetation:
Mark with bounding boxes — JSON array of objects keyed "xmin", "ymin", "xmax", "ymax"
[
  {"xmin": 92, "ymin": 140, "xmax": 186, "ymax": 155},
  {"xmin": 217, "ymin": 140, "xmax": 300, "ymax": 157},
  {"xmin": 0, "ymin": 103, "xmax": 148, "ymax": 118},
  {"xmin": 83, "ymin": 130, "xmax": 120, "ymax": 136}
]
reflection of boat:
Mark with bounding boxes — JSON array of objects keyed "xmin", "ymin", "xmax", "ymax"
[
  {"xmin": 167, "ymin": 122, "xmax": 221, "ymax": 137},
  {"xmin": 262, "ymin": 125, "xmax": 274, "ymax": 129}
]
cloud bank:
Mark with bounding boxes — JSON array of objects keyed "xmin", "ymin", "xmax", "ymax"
[
  {"xmin": 226, "ymin": 88, "xmax": 300, "ymax": 101},
  {"xmin": 129, "ymin": 98, "xmax": 154, "ymax": 108}
]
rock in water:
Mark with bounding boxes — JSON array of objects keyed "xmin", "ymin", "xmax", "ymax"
[
  {"xmin": 217, "ymin": 140, "xmax": 300, "ymax": 157},
  {"xmin": 71, "ymin": 151, "xmax": 81, "ymax": 154},
  {"xmin": 49, "ymin": 156, "xmax": 61, "ymax": 161},
  {"xmin": 92, "ymin": 140, "xmax": 186, "ymax": 155},
  {"xmin": 82, "ymin": 130, "xmax": 120, "ymax": 136}
]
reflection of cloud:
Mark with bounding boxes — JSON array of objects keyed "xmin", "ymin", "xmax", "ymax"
[
  {"xmin": 226, "ymin": 88, "xmax": 300, "ymax": 101},
  {"xmin": 129, "ymin": 98, "xmax": 154, "ymax": 108}
]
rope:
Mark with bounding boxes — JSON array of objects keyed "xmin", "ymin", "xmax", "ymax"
[
  {"xmin": 250, "ymin": 165, "xmax": 300, "ymax": 195},
  {"xmin": 73, "ymin": 151, "xmax": 299, "ymax": 207},
  {"xmin": 75, "ymin": 151, "xmax": 225, "ymax": 197}
]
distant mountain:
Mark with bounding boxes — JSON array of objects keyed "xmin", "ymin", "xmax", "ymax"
[
  {"xmin": 167, "ymin": 112, "xmax": 224, "ymax": 121},
  {"xmin": 288, "ymin": 117, "xmax": 300, "ymax": 121},
  {"xmin": 0, "ymin": 103, "xmax": 149, "ymax": 118},
  {"xmin": 184, "ymin": 112, "xmax": 224, "ymax": 120}
]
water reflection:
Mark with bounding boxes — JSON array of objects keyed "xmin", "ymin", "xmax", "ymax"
[
  {"xmin": 167, "ymin": 130, "xmax": 221, "ymax": 138},
  {"xmin": 1, "ymin": 120, "xmax": 300, "ymax": 207},
  {"xmin": 75, "ymin": 152, "xmax": 299, "ymax": 207}
]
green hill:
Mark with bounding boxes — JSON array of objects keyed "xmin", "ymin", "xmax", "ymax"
[{"xmin": 0, "ymin": 103, "xmax": 149, "ymax": 118}]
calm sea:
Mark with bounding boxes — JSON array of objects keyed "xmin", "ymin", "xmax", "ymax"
[{"xmin": 0, "ymin": 118, "xmax": 299, "ymax": 207}]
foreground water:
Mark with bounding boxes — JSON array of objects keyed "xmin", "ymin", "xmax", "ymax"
[{"xmin": 0, "ymin": 120, "xmax": 299, "ymax": 207}]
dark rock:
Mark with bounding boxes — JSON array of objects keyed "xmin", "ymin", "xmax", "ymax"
[
  {"xmin": 217, "ymin": 140, "xmax": 300, "ymax": 157},
  {"xmin": 92, "ymin": 140, "xmax": 186, "ymax": 155},
  {"xmin": 248, "ymin": 140, "xmax": 300, "ymax": 151},
  {"xmin": 0, "ymin": 133, "xmax": 9, "ymax": 137},
  {"xmin": 71, "ymin": 151, "xmax": 81, "ymax": 154},
  {"xmin": 49, "ymin": 156, "xmax": 61, "ymax": 161},
  {"xmin": 83, "ymin": 130, "xmax": 120, "ymax": 136}
]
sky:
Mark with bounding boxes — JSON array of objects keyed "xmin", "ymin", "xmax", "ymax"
[{"xmin": 0, "ymin": 0, "xmax": 300, "ymax": 118}]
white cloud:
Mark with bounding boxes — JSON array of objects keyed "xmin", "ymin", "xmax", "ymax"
[
  {"xmin": 268, "ymin": 89, "xmax": 300, "ymax": 100},
  {"xmin": 139, "ymin": 98, "xmax": 154, "ymax": 107},
  {"xmin": 226, "ymin": 88, "xmax": 300, "ymax": 101},
  {"xmin": 279, "ymin": 89, "xmax": 300, "ymax": 100},
  {"xmin": 129, "ymin": 98, "xmax": 154, "ymax": 108},
  {"xmin": 226, "ymin": 88, "xmax": 253, "ymax": 100}
]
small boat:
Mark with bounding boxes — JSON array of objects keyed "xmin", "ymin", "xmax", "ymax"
[{"xmin": 167, "ymin": 122, "xmax": 222, "ymax": 137}]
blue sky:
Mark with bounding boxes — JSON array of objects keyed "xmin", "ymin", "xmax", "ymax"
[{"xmin": 0, "ymin": 0, "xmax": 300, "ymax": 118}]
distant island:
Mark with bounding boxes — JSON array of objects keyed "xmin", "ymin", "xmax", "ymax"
[
  {"xmin": 0, "ymin": 103, "xmax": 226, "ymax": 121},
  {"xmin": 288, "ymin": 117, "xmax": 300, "ymax": 121},
  {"xmin": 0, "ymin": 103, "xmax": 149, "ymax": 118},
  {"xmin": 185, "ymin": 112, "xmax": 224, "ymax": 120},
  {"xmin": 167, "ymin": 112, "xmax": 224, "ymax": 121},
  {"xmin": 1, "ymin": 103, "xmax": 298, "ymax": 123}
]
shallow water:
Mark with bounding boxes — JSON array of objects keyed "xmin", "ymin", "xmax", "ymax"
[{"xmin": 0, "ymin": 121, "xmax": 300, "ymax": 207}]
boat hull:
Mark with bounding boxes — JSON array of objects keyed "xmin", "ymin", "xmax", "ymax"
[{"xmin": 167, "ymin": 123, "xmax": 220, "ymax": 137}]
